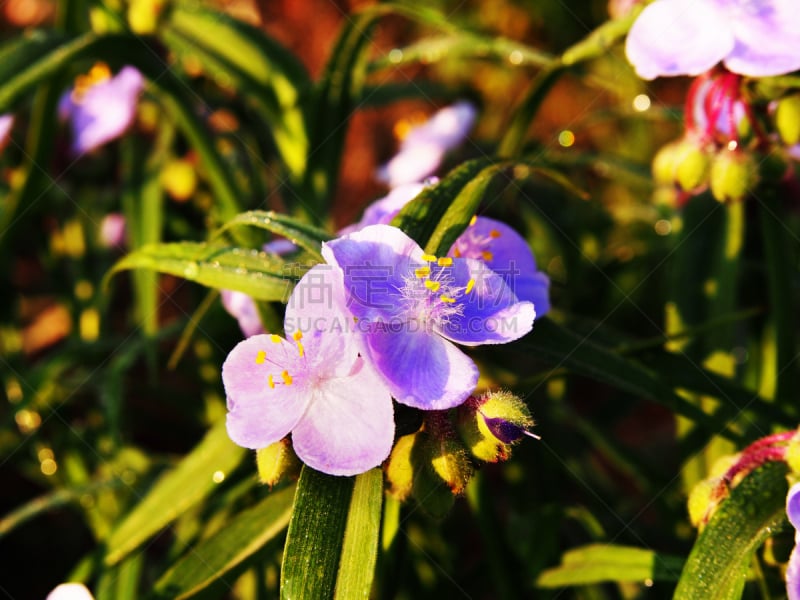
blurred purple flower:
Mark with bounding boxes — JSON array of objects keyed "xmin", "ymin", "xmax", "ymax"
[
  {"xmin": 47, "ymin": 583, "xmax": 94, "ymax": 600},
  {"xmin": 338, "ymin": 182, "xmax": 427, "ymax": 235},
  {"xmin": 788, "ymin": 482, "xmax": 800, "ymax": 600},
  {"xmin": 98, "ymin": 213, "xmax": 127, "ymax": 249},
  {"xmin": 221, "ymin": 289, "xmax": 265, "ymax": 338},
  {"xmin": 376, "ymin": 102, "xmax": 477, "ymax": 187},
  {"xmin": 223, "ymin": 264, "xmax": 394, "ymax": 476},
  {"xmin": 322, "ymin": 224, "xmax": 535, "ymax": 410},
  {"xmin": 0, "ymin": 114, "xmax": 13, "ymax": 152},
  {"xmin": 59, "ymin": 64, "xmax": 144, "ymax": 155},
  {"xmin": 626, "ymin": 0, "xmax": 800, "ymax": 80}
]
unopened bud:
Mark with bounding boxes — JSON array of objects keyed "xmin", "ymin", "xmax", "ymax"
[
  {"xmin": 384, "ymin": 432, "xmax": 418, "ymax": 501},
  {"xmin": 787, "ymin": 432, "xmax": 800, "ymax": 475},
  {"xmin": 709, "ymin": 149, "xmax": 757, "ymax": 203},
  {"xmin": 776, "ymin": 95, "xmax": 800, "ymax": 146},
  {"xmin": 456, "ymin": 391, "xmax": 536, "ymax": 463},
  {"xmin": 687, "ymin": 476, "xmax": 725, "ymax": 528},
  {"xmin": 256, "ymin": 438, "xmax": 299, "ymax": 487},
  {"xmin": 674, "ymin": 140, "xmax": 711, "ymax": 192}
]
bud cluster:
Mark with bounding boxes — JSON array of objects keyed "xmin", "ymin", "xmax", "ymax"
[
  {"xmin": 653, "ymin": 69, "xmax": 799, "ymax": 205},
  {"xmin": 384, "ymin": 390, "xmax": 537, "ymax": 517}
]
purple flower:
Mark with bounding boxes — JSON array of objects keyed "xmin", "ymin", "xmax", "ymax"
[
  {"xmin": 788, "ymin": 482, "xmax": 800, "ymax": 600},
  {"xmin": 322, "ymin": 224, "xmax": 535, "ymax": 410},
  {"xmin": 449, "ymin": 216, "xmax": 550, "ymax": 316},
  {"xmin": 344, "ymin": 189, "xmax": 550, "ymax": 315},
  {"xmin": 376, "ymin": 102, "xmax": 477, "ymax": 187},
  {"xmin": 222, "ymin": 264, "xmax": 394, "ymax": 476},
  {"xmin": 59, "ymin": 64, "xmax": 144, "ymax": 155},
  {"xmin": 0, "ymin": 114, "xmax": 13, "ymax": 152},
  {"xmin": 221, "ymin": 290, "xmax": 265, "ymax": 338},
  {"xmin": 625, "ymin": 0, "xmax": 800, "ymax": 80}
]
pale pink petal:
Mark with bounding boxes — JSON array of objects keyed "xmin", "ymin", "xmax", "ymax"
[
  {"xmin": 292, "ymin": 357, "xmax": 394, "ymax": 476},
  {"xmin": 625, "ymin": 0, "xmax": 734, "ymax": 79}
]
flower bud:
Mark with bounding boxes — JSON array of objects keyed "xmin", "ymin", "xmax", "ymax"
[
  {"xmin": 776, "ymin": 95, "xmax": 800, "ymax": 146},
  {"xmin": 456, "ymin": 391, "xmax": 536, "ymax": 463},
  {"xmin": 421, "ymin": 412, "xmax": 473, "ymax": 496},
  {"xmin": 256, "ymin": 438, "xmax": 300, "ymax": 487},
  {"xmin": 787, "ymin": 432, "xmax": 800, "ymax": 475},
  {"xmin": 410, "ymin": 435, "xmax": 469, "ymax": 518},
  {"xmin": 687, "ymin": 476, "xmax": 726, "ymax": 528},
  {"xmin": 384, "ymin": 432, "xmax": 418, "ymax": 501},
  {"xmin": 709, "ymin": 149, "xmax": 758, "ymax": 203},
  {"xmin": 674, "ymin": 140, "xmax": 711, "ymax": 192}
]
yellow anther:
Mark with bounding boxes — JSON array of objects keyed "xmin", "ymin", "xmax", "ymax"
[
  {"xmin": 89, "ymin": 62, "xmax": 112, "ymax": 82},
  {"xmin": 281, "ymin": 370, "xmax": 293, "ymax": 385},
  {"xmin": 437, "ymin": 257, "xmax": 453, "ymax": 267},
  {"xmin": 469, "ymin": 215, "xmax": 477, "ymax": 226},
  {"xmin": 481, "ymin": 251, "xmax": 494, "ymax": 261},
  {"xmin": 465, "ymin": 279, "xmax": 475, "ymax": 294},
  {"xmin": 421, "ymin": 254, "xmax": 437, "ymax": 262},
  {"xmin": 255, "ymin": 350, "xmax": 267, "ymax": 364},
  {"xmin": 425, "ymin": 280, "xmax": 441, "ymax": 292},
  {"xmin": 293, "ymin": 331, "xmax": 303, "ymax": 341},
  {"xmin": 270, "ymin": 334, "xmax": 281, "ymax": 343},
  {"xmin": 453, "ymin": 247, "xmax": 462, "ymax": 258},
  {"xmin": 268, "ymin": 374, "xmax": 275, "ymax": 389},
  {"xmin": 297, "ymin": 341, "xmax": 305, "ymax": 358},
  {"xmin": 489, "ymin": 229, "xmax": 501, "ymax": 238},
  {"xmin": 415, "ymin": 266, "xmax": 431, "ymax": 278},
  {"xmin": 440, "ymin": 295, "xmax": 456, "ymax": 304}
]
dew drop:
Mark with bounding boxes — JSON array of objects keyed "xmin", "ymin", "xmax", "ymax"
[{"xmin": 183, "ymin": 262, "xmax": 199, "ymax": 279}]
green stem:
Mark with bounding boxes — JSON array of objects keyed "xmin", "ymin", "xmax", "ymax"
[{"xmin": 758, "ymin": 190, "xmax": 797, "ymax": 408}]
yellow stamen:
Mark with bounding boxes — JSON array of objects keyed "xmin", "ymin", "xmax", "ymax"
[
  {"xmin": 293, "ymin": 331, "xmax": 303, "ymax": 341},
  {"xmin": 255, "ymin": 350, "xmax": 266, "ymax": 364},
  {"xmin": 270, "ymin": 334, "xmax": 281, "ymax": 343},
  {"xmin": 268, "ymin": 374, "xmax": 275, "ymax": 389},
  {"xmin": 466, "ymin": 279, "xmax": 475, "ymax": 294},
  {"xmin": 415, "ymin": 266, "xmax": 431, "ymax": 278},
  {"xmin": 453, "ymin": 247, "xmax": 462, "ymax": 258},
  {"xmin": 489, "ymin": 229, "xmax": 501, "ymax": 238},
  {"xmin": 437, "ymin": 257, "xmax": 453, "ymax": 267},
  {"xmin": 297, "ymin": 341, "xmax": 305, "ymax": 358},
  {"xmin": 440, "ymin": 295, "xmax": 456, "ymax": 304},
  {"xmin": 425, "ymin": 280, "xmax": 441, "ymax": 292},
  {"xmin": 469, "ymin": 215, "xmax": 477, "ymax": 226},
  {"xmin": 281, "ymin": 370, "xmax": 293, "ymax": 385},
  {"xmin": 481, "ymin": 251, "xmax": 494, "ymax": 261},
  {"xmin": 421, "ymin": 254, "xmax": 437, "ymax": 262}
]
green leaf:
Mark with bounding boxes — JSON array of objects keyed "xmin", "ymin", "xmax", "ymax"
[
  {"xmin": 104, "ymin": 419, "xmax": 248, "ymax": 565},
  {"xmin": 390, "ymin": 157, "xmax": 497, "ymax": 250},
  {"xmin": 674, "ymin": 462, "xmax": 789, "ymax": 599},
  {"xmin": 281, "ymin": 467, "xmax": 355, "ymax": 599},
  {"xmin": 368, "ymin": 33, "xmax": 552, "ymax": 72},
  {"xmin": 214, "ymin": 210, "xmax": 331, "ymax": 262},
  {"xmin": 536, "ymin": 544, "xmax": 685, "ymax": 588},
  {"xmin": 153, "ymin": 485, "xmax": 295, "ymax": 600},
  {"xmin": 303, "ymin": 11, "xmax": 378, "ymax": 211},
  {"xmin": 162, "ymin": 5, "xmax": 310, "ymax": 179},
  {"xmin": 514, "ymin": 319, "xmax": 745, "ymax": 442},
  {"xmin": 424, "ymin": 163, "xmax": 509, "ymax": 256},
  {"xmin": 335, "ymin": 469, "xmax": 383, "ymax": 600},
  {"xmin": 107, "ymin": 241, "xmax": 299, "ymax": 301}
]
